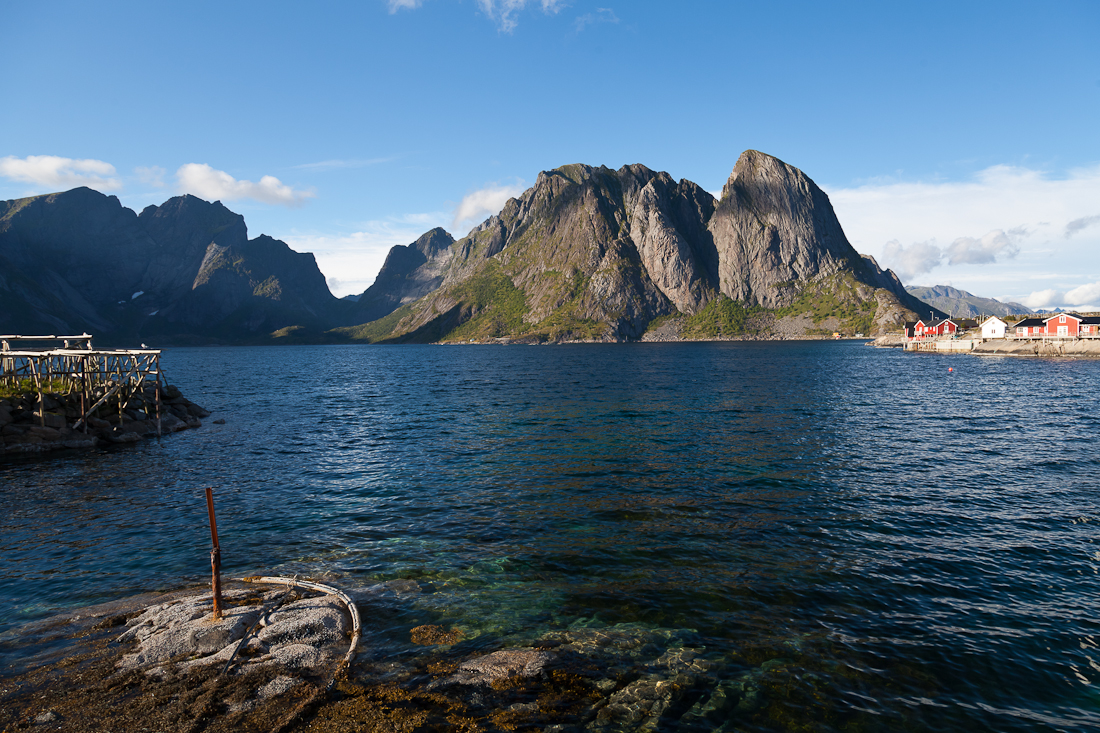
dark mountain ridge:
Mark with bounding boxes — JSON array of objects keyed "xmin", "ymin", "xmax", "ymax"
[{"xmin": 0, "ymin": 188, "xmax": 348, "ymax": 342}]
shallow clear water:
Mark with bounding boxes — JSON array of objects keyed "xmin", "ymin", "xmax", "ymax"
[{"xmin": 1, "ymin": 342, "xmax": 1098, "ymax": 730}]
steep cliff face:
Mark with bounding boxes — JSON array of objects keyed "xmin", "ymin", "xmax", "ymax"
[
  {"xmin": 0, "ymin": 188, "xmax": 343, "ymax": 341},
  {"xmin": 360, "ymin": 151, "xmax": 931, "ymax": 342},
  {"xmin": 710, "ymin": 150, "xmax": 862, "ymax": 306},
  {"xmin": 627, "ymin": 172, "xmax": 718, "ymax": 314}
]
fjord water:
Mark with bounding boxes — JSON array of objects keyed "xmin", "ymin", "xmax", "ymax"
[{"xmin": 2, "ymin": 342, "xmax": 1098, "ymax": 730}]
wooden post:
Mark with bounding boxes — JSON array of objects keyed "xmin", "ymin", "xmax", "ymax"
[
  {"xmin": 206, "ymin": 487, "xmax": 223, "ymax": 620},
  {"xmin": 29, "ymin": 359, "xmax": 44, "ymax": 427},
  {"xmin": 81, "ymin": 354, "xmax": 88, "ymax": 433},
  {"xmin": 155, "ymin": 354, "xmax": 162, "ymax": 437}
]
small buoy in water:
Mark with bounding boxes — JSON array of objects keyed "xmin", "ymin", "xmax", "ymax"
[{"xmin": 948, "ymin": 367, "xmax": 953, "ymax": 372}]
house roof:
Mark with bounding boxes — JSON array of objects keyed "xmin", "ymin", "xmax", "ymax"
[
  {"xmin": 981, "ymin": 316, "xmax": 1007, "ymax": 326},
  {"xmin": 1012, "ymin": 318, "xmax": 1045, "ymax": 328},
  {"xmin": 1042, "ymin": 312, "xmax": 1084, "ymax": 323}
]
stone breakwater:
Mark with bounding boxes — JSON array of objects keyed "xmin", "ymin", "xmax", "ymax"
[{"xmin": 0, "ymin": 384, "xmax": 210, "ymax": 456}]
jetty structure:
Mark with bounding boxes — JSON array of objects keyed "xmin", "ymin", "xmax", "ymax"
[{"xmin": 0, "ymin": 334, "xmax": 208, "ymax": 454}]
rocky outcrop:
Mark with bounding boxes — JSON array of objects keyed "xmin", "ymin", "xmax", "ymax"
[
  {"xmin": 709, "ymin": 150, "xmax": 859, "ymax": 307},
  {"xmin": 627, "ymin": 173, "xmax": 718, "ymax": 314},
  {"xmin": 0, "ymin": 384, "xmax": 208, "ymax": 456}
]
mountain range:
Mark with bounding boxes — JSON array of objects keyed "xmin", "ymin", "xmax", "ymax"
[
  {"xmin": 1, "ymin": 151, "xmax": 940, "ymax": 344},
  {"xmin": 904, "ymin": 285, "xmax": 1030, "ymax": 319}
]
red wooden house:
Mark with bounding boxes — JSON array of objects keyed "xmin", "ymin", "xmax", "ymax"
[
  {"xmin": 1041, "ymin": 313, "xmax": 1100, "ymax": 336},
  {"xmin": 912, "ymin": 318, "xmax": 959, "ymax": 338},
  {"xmin": 1043, "ymin": 313, "xmax": 1081, "ymax": 337},
  {"xmin": 1012, "ymin": 317, "xmax": 1045, "ymax": 337},
  {"xmin": 1012, "ymin": 314, "xmax": 1100, "ymax": 337}
]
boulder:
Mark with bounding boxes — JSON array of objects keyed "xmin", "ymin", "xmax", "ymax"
[
  {"xmin": 28, "ymin": 425, "xmax": 61, "ymax": 441},
  {"xmin": 43, "ymin": 412, "xmax": 67, "ymax": 430},
  {"xmin": 438, "ymin": 648, "xmax": 556, "ymax": 687}
]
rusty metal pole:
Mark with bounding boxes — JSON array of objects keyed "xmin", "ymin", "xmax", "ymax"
[{"xmin": 206, "ymin": 487, "xmax": 223, "ymax": 619}]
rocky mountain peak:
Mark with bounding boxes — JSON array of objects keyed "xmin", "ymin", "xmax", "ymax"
[{"xmin": 709, "ymin": 150, "xmax": 868, "ymax": 308}]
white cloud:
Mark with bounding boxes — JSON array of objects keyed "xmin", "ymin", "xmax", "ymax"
[
  {"xmin": 451, "ymin": 182, "xmax": 526, "ymax": 233},
  {"xmin": 881, "ymin": 239, "xmax": 942, "ymax": 280},
  {"xmin": 878, "ymin": 229, "xmax": 1020, "ymax": 281},
  {"xmin": 476, "ymin": 0, "xmax": 565, "ymax": 32},
  {"xmin": 0, "ymin": 155, "xmax": 121, "ymax": 191},
  {"xmin": 387, "ymin": 0, "xmax": 423, "ymax": 11},
  {"xmin": 134, "ymin": 165, "xmax": 166, "ymax": 187},
  {"xmin": 284, "ymin": 213, "xmax": 449, "ymax": 297},
  {"xmin": 575, "ymin": 7, "xmax": 618, "ymax": 32},
  {"xmin": 176, "ymin": 164, "xmax": 314, "ymax": 207},
  {"xmin": 826, "ymin": 162, "xmax": 1100, "ymax": 301},
  {"xmin": 944, "ymin": 229, "xmax": 1019, "ymax": 266},
  {"xmin": 1066, "ymin": 214, "xmax": 1100, "ymax": 238},
  {"xmin": 1064, "ymin": 281, "xmax": 1100, "ymax": 305},
  {"xmin": 1021, "ymin": 289, "xmax": 1063, "ymax": 309}
]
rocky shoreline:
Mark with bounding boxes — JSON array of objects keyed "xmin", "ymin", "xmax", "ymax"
[
  {"xmin": 1, "ymin": 576, "xmax": 808, "ymax": 732},
  {"xmin": 0, "ymin": 384, "xmax": 210, "ymax": 457}
]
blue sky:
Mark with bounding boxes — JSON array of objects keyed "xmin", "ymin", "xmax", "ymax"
[{"xmin": 2, "ymin": 0, "xmax": 1099, "ymax": 307}]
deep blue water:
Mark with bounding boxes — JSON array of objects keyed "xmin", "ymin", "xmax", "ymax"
[{"xmin": 1, "ymin": 342, "xmax": 1098, "ymax": 731}]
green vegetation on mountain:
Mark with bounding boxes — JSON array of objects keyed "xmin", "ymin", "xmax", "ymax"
[
  {"xmin": 680, "ymin": 297, "xmax": 758, "ymax": 338},
  {"xmin": 328, "ymin": 304, "xmax": 415, "ymax": 343},
  {"xmin": 439, "ymin": 263, "xmax": 530, "ymax": 342},
  {"xmin": 773, "ymin": 274, "xmax": 878, "ymax": 335}
]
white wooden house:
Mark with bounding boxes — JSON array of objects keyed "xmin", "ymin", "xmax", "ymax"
[{"xmin": 980, "ymin": 316, "xmax": 1007, "ymax": 339}]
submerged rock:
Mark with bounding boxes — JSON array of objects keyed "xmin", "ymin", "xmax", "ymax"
[{"xmin": 436, "ymin": 648, "xmax": 556, "ymax": 687}]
